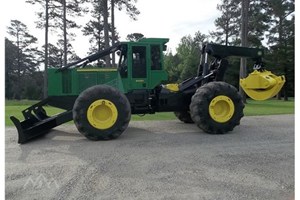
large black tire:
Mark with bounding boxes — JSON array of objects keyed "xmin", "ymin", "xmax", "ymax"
[
  {"xmin": 190, "ymin": 82, "xmax": 244, "ymax": 134},
  {"xmin": 174, "ymin": 111, "xmax": 194, "ymax": 123},
  {"xmin": 73, "ymin": 85, "xmax": 131, "ymax": 140}
]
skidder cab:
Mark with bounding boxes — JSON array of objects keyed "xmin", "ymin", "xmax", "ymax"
[{"xmin": 10, "ymin": 38, "xmax": 285, "ymax": 144}]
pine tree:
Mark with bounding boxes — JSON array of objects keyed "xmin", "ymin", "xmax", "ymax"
[
  {"xmin": 26, "ymin": 0, "xmax": 87, "ymax": 97},
  {"xmin": 5, "ymin": 38, "xmax": 18, "ymax": 99},
  {"xmin": 27, "ymin": 0, "xmax": 87, "ymax": 66},
  {"xmin": 46, "ymin": 43, "xmax": 63, "ymax": 67},
  {"xmin": 6, "ymin": 20, "xmax": 41, "ymax": 99},
  {"xmin": 83, "ymin": 0, "xmax": 139, "ymax": 67},
  {"xmin": 126, "ymin": 33, "xmax": 144, "ymax": 41},
  {"xmin": 26, "ymin": 0, "xmax": 49, "ymax": 98},
  {"xmin": 247, "ymin": 0, "xmax": 270, "ymax": 47},
  {"xmin": 266, "ymin": 0, "xmax": 294, "ymax": 100},
  {"xmin": 83, "ymin": 0, "xmax": 111, "ymax": 66},
  {"xmin": 163, "ymin": 32, "xmax": 209, "ymax": 82},
  {"xmin": 210, "ymin": 0, "xmax": 240, "ymax": 45}
]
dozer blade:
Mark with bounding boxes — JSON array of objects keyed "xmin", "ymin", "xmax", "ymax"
[
  {"xmin": 240, "ymin": 70, "xmax": 285, "ymax": 101},
  {"xmin": 10, "ymin": 99, "xmax": 73, "ymax": 144}
]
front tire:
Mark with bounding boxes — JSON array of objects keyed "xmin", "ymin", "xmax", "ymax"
[
  {"xmin": 190, "ymin": 82, "xmax": 244, "ymax": 134},
  {"xmin": 73, "ymin": 85, "xmax": 131, "ymax": 140},
  {"xmin": 174, "ymin": 111, "xmax": 194, "ymax": 123}
]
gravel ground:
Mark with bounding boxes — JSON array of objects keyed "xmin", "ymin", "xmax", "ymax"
[{"xmin": 5, "ymin": 115, "xmax": 294, "ymax": 200}]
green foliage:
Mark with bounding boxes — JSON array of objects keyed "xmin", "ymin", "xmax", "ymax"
[
  {"xmin": 223, "ymin": 57, "xmax": 240, "ymax": 88},
  {"xmin": 82, "ymin": 0, "xmax": 140, "ymax": 65},
  {"xmin": 28, "ymin": 0, "xmax": 87, "ymax": 33},
  {"xmin": 5, "ymin": 38, "xmax": 18, "ymax": 99},
  {"xmin": 210, "ymin": 0, "xmax": 240, "ymax": 45},
  {"xmin": 115, "ymin": 0, "xmax": 140, "ymax": 20},
  {"xmin": 5, "ymin": 20, "xmax": 42, "ymax": 100},
  {"xmin": 26, "ymin": 0, "xmax": 86, "ymax": 66},
  {"xmin": 45, "ymin": 43, "xmax": 63, "ymax": 67},
  {"xmin": 210, "ymin": 0, "xmax": 294, "ymax": 98},
  {"xmin": 266, "ymin": 0, "xmax": 295, "ymax": 99},
  {"xmin": 126, "ymin": 33, "xmax": 144, "ymax": 41},
  {"xmin": 22, "ymin": 72, "xmax": 44, "ymax": 100},
  {"xmin": 82, "ymin": 0, "xmax": 111, "ymax": 54},
  {"xmin": 247, "ymin": 0, "xmax": 270, "ymax": 47},
  {"xmin": 164, "ymin": 31, "xmax": 208, "ymax": 82},
  {"xmin": 164, "ymin": 53, "xmax": 182, "ymax": 82},
  {"xmin": 6, "ymin": 0, "xmax": 294, "ymax": 101}
]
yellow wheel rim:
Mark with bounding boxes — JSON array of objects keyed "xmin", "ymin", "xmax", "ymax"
[
  {"xmin": 209, "ymin": 95, "xmax": 235, "ymax": 123},
  {"xmin": 87, "ymin": 99, "xmax": 118, "ymax": 130}
]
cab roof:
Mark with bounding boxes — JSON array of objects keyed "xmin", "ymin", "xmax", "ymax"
[{"xmin": 121, "ymin": 38, "xmax": 169, "ymax": 45}]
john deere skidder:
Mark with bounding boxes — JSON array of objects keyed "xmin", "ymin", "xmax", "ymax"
[{"xmin": 10, "ymin": 38, "xmax": 285, "ymax": 144}]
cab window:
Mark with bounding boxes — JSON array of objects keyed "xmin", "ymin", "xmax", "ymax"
[
  {"xmin": 132, "ymin": 46, "xmax": 147, "ymax": 78},
  {"xmin": 151, "ymin": 45, "xmax": 162, "ymax": 70}
]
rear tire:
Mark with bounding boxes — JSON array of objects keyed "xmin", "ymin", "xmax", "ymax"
[
  {"xmin": 174, "ymin": 111, "xmax": 194, "ymax": 123},
  {"xmin": 73, "ymin": 85, "xmax": 131, "ymax": 140},
  {"xmin": 190, "ymin": 82, "xmax": 244, "ymax": 134}
]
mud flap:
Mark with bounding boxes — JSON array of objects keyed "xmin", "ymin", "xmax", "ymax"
[
  {"xmin": 240, "ymin": 70, "xmax": 285, "ymax": 100},
  {"xmin": 10, "ymin": 99, "xmax": 73, "ymax": 144}
]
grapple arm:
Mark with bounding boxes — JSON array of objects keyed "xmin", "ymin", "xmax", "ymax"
[
  {"xmin": 199, "ymin": 43, "xmax": 285, "ymax": 100},
  {"xmin": 204, "ymin": 43, "xmax": 264, "ymax": 61}
]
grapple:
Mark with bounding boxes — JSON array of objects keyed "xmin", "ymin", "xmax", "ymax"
[{"xmin": 240, "ymin": 70, "xmax": 285, "ymax": 100}]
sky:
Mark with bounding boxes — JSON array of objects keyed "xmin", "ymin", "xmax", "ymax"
[
  {"xmin": 0, "ymin": 1, "xmax": 217, "ymax": 194},
  {"xmin": 2, "ymin": 0, "xmax": 220, "ymax": 58}
]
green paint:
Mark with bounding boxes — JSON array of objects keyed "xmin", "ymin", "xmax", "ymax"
[{"xmin": 47, "ymin": 38, "xmax": 169, "ymax": 96}]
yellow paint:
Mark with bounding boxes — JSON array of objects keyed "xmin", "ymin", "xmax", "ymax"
[
  {"xmin": 240, "ymin": 70, "xmax": 285, "ymax": 100},
  {"xmin": 164, "ymin": 84, "xmax": 179, "ymax": 92},
  {"xmin": 87, "ymin": 99, "xmax": 118, "ymax": 130},
  {"xmin": 77, "ymin": 68, "xmax": 118, "ymax": 72},
  {"xmin": 135, "ymin": 80, "xmax": 145, "ymax": 83},
  {"xmin": 209, "ymin": 95, "xmax": 235, "ymax": 123}
]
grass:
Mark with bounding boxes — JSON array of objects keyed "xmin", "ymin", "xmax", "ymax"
[
  {"xmin": 5, "ymin": 98, "xmax": 294, "ymax": 126},
  {"xmin": 5, "ymin": 100, "xmax": 65, "ymax": 126},
  {"xmin": 244, "ymin": 98, "xmax": 294, "ymax": 116}
]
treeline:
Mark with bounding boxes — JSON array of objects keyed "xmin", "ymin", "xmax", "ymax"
[
  {"xmin": 5, "ymin": 0, "xmax": 140, "ymax": 99},
  {"xmin": 5, "ymin": 0, "xmax": 294, "ymax": 100},
  {"xmin": 164, "ymin": 0, "xmax": 294, "ymax": 100}
]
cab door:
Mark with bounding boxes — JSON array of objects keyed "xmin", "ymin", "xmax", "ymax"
[{"xmin": 129, "ymin": 45, "xmax": 149, "ymax": 89}]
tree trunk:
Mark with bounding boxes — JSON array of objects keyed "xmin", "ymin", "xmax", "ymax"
[
  {"xmin": 283, "ymin": 65, "xmax": 288, "ymax": 101},
  {"xmin": 16, "ymin": 30, "xmax": 21, "ymax": 100},
  {"xmin": 102, "ymin": 0, "xmax": 111, "ymax": 67},
  {"xmin": 277, "ymin": 16, "xmax": 283, "ymax": 100},
  {"xmin": 111, "ymin": 0, "xmax": 115, "ymax": 67},
  {"xmin": 277, "ymin": 91, "xmax": 282, "ymax": 100},
  {"xmin": 97, "ymin": 12, "xmax": 101, "ymax": 66},
  {"xmin": 225, "ymin": 13, "xmax": 229, "ymax": 46},
  {"xmin": 44, "ymin": 0, "xmax": 49, "ymax": 99},
  {"xmin": 239, "ymin": 0, "xmax": 249, "ymax": 103},
  {"xmin": 63, "ymin": 0, "xmax": 67, "ymax": 67}
]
